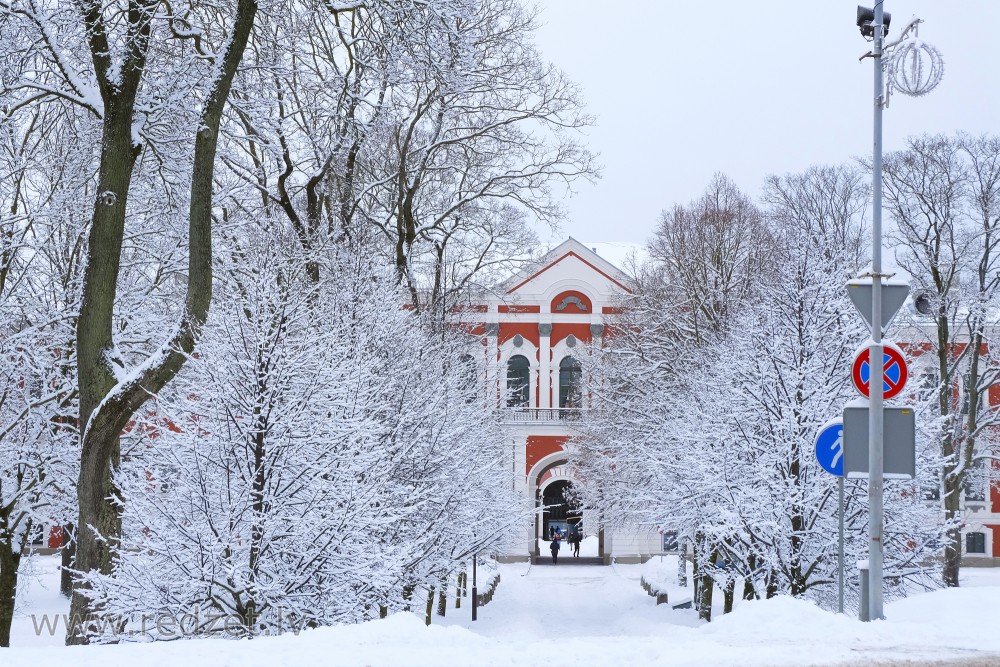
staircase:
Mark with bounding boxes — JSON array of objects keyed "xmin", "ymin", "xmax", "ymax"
[{"xmin": 532, "ymin": 556, "xmax": 606, "ymax": 566}]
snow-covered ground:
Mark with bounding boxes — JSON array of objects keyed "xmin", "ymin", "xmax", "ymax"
[{"xmin": 6, "ymin": 555, "xmax": 1000, "ymax": 666}]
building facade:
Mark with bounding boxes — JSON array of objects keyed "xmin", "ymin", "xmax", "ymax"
[{"xmin": 468, "ymin": 238, "xmax": 661, "ymax": 563}]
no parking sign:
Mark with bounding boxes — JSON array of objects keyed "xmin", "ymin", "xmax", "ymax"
[{"xmin": 851, "ymin": 342, "xmax": 908, "ymax": 400}]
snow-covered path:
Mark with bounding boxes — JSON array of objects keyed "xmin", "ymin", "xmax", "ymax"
[
  {"xmin": 6, "ymin": 556, "xmax": 1000, "ymax": 667},
  {"xmin": 439, "ymin": 561, "xmax": 700, "ymax": 641}
]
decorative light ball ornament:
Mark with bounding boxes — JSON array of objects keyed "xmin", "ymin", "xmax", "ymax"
[{"xmin": 888, "ymin": 40, "xmax": 944, "ymax": 97}]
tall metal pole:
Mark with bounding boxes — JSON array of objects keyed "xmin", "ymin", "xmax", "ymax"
[
  {"xmin": 838, "ymin": 476, "xmax": 845, "ymax": 614},
  {"xmin": 868, "ymin": 0, "xmax": 886, "ymax": 622}
]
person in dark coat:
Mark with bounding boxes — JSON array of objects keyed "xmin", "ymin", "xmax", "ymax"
[
  {"xmin": 549, "ymin": 536, "xmax": 560, "ymax": 564},
  {"xmin": 571, "ymin": 531, "xmax": 581, "ymax": 557}
]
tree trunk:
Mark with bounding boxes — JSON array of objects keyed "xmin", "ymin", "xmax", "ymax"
[
  {"xmin": 743, "ymin": 553, "xmax": 758, "ymax": 600},
  {"xmin": 697, "ymin": 567, "xmax": 714, "ymax": 622},
  {"xmin": 691, "ymin": 540, "xmax": 700, "ymax": 604},
  {"xmin": 424, "ymin": 586, "xmax": 435, "ymax": 626},
  {"xmin": 60, "ymin": 524, "xmax": 74, "ymax": 597},
  {"xmin": 0, "ymin": 547, "xmax": 22, "ymax": 647},
  {"xmin": 765, "ymin": 567, "xmax": 779, "ymax": 599},
  {"xmin": 723, "ymin": 576, "xmax": 735, "ymax": 614},
  {"xmin": 402, "ymin": 583, "xmax": 414, "ymax": 612},
  {"xmin": 437, "ymin": 578, "xmax": 447, "ymax": 617},
  {"xmin": 694, "ymin": 534, "xmax": 714, "ymax": 622},
  {"xmin": 942, "ymin": 478, "xmax": 962, "ymax": 587},
  {"xmin": 70, "ymin": 89, "xmax": 142, "ymax": 643}
]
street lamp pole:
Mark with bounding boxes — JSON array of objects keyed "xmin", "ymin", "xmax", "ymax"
[
  {"xmin": 855, "ymin": 1, "xmax": 941, "ymax": 622},
  {"xmin": 868, "ymin": 0, "xmax": 886, "ymax": 622}
]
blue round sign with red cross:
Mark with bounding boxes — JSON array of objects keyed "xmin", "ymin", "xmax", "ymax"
[{"xmin": 852, "ymin": 342, "xmax": 908, "ymax": 400}]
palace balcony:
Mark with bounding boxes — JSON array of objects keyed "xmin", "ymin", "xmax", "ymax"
[{"xmin": 505, "ymin": 407, "xmax": 586, "ymax": 423}]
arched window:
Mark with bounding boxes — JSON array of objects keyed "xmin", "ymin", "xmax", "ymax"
[
  {"xmin": 559, "ymin": 356, "xmax": 582, "ymax": 408},
  {"xmin": 458, "ymin": 354, "xmax": 476, "ymax": 403},
  {"xmin": 507, "ymin": 355, "xmax": 531, "ymax": 407}
]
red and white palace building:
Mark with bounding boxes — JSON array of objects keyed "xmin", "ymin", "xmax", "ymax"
[{"xmin": 463, "ymin": 238, "xmax": 662, "ymax": 563}]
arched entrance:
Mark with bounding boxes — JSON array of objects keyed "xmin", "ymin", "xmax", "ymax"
[
  {"xmin": 541, "ymin": 479, "xmax": 581, "ymax": 539},
  {"xmin": 529, "ymin": 453, "xmax": 606, "ymax": 563}
]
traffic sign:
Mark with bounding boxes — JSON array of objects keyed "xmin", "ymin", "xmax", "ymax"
[
  {"xmin": 852, "ymin": 342, "xmax": 908, "ymax": 400},
  {"xmin": 814, "ymin": 420, "xmax": 844, "ymax": 477},
  {"xmin": 846, "ymin": 278, "xmax": 910, "ymax": 334},
  {"xmin": 842, "ymin": 400, "xmax": 916, "ymax": 479}
]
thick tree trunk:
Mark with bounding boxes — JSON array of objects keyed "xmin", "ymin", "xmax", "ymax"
[
  {"xmin": 0, "ymin": 547, "xmax": 22, "ymax": 647},
  {"xmin": 402, "ymin": 583, "xmax": 414, "ymax": 612}
]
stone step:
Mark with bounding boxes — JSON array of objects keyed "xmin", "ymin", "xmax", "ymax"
[{"xmin": 533, "ymin": 556, "xmax": 606, "ymax": 566}]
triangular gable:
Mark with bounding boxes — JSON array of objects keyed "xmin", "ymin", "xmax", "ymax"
[{"xmin": 499, "ymin": 237, "xmax": 633, "ymax": 295}]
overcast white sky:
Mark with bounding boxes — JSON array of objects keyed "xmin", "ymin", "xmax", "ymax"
[{"xmin": 532, "ymin": 1, "xmax": 1000, "ymax": 247}]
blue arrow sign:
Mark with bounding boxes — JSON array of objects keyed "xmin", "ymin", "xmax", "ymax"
[{"xmin": 815, "ymin": 421, "xmax": 844, "ymax": 477}]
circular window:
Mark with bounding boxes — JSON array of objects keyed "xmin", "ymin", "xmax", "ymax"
[
  {"xmin": 566, "ymin": 335, "xmax": 577, "ymax": 348},
  {"xmin": 513, "ymin": 334, "xmax": 524, "ymax": 347}
]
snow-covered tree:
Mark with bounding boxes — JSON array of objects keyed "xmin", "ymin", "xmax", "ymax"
[
  {"xmin": 0, "ymin": 0, "xmax": 260, "ymax": 641},
  {"xmin": 217, "ymin": 0, "xmax": 595, "ymax": 306},
  {"xmin": 79, "ymin": 229, "xmax": 518, "ymax": 640},
  {"xmin": 883, "ymin": 133, "xmax": 1000, "ymax": 588},
  {"xmin": 575, "ymin": 166, "xmax": 940, "ymax": 620},
  {"xmin": 0, "ymin": 103, "xmax": 85, "ymax": 646}
]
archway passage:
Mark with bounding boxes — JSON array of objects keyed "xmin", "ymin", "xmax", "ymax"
[
  {"xmin": 530, "ymin": 455, "xmax": 606, "ymax": 564},
  {"xmin": 537, "ymin": 479, "xmax": 604, "ymax": 564},
  {"xmin": 541, "ymin": 480, "xmax": 581, "ymax": 539}
]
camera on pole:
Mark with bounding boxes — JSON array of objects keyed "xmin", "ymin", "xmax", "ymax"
[{"xmin": 857, "ymin": 6, "xmax": 891, "ymax": 38}]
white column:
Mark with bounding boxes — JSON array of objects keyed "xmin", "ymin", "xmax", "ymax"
[{"xmin": 538, "ymin": 322, "xmax": 552, "ymax": 408}]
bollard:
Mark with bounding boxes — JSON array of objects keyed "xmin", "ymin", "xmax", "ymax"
[
  {"xmin": 858, "ymin": 562, "xmax": 870, "ymax": 622},
  {"xmin": 471, "ymin": 554, "xmax": 478, "ymax": 621}
]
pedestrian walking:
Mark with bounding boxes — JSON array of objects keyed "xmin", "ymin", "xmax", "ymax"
[
  {"xmin": 550, "ymin": 536, "xmax": 560, "ymax": 564},
  {"xmin": 572, "ymin": 532, "xmax": 581, "ymax": 557}
]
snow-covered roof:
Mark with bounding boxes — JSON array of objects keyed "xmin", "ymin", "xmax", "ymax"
[{"xmin": 496, "ymin": 237, "xmax": 634, "ymax": 296}]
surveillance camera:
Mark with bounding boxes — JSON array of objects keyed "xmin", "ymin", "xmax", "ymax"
[{"xmin": 857, "ymin": 5, "xmax": 891, "ymax": 38}]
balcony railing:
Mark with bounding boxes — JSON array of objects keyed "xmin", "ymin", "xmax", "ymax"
[{"xmin": 506, "ymin": 407, "xmax": 585, "ymax": 423}]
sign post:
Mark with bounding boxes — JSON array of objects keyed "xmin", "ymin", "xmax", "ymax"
[
  {"xmin": 814, "ymin": 421, "xmax": 845, "ymax": 614},
  {"xmin": 868, "ymin": 3, "xmax": 887, "ymax": 621}
]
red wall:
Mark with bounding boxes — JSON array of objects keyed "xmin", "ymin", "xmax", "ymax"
[
  {"xmin": 526, "ymin": 435, "xmax": 569, "ymax": 475},
  {"xmin": 499, "ymin": 322, "xmax": 540, "ymax": 348}
]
